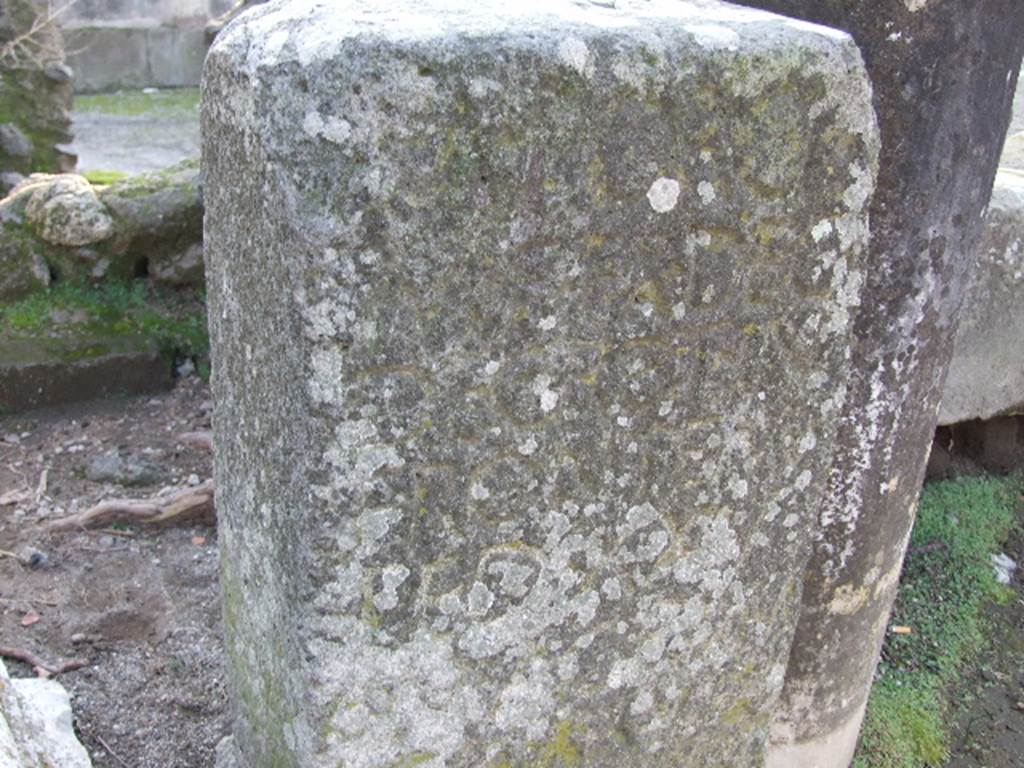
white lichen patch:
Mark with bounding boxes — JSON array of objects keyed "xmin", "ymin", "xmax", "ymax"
[
  {"xmin": 532, "ymin": 374, "xmax": 561, "ymax": 413},
  {"xmin": 683, "ymin": 22, "xmax": 740, "ymax": 49},
  {"xmin": 697, "ymin": 180, "xmax": 716, "ymax": 205},
  {"xmin": 322, "ymin": 420, "xmax": 405, "ymax": 494},
  {"xmin": 811, "ymin": 219, "xmax": 833, "ymax": 243},
  {"xmin": 303, "ymin": 109, "xmax": 353, "ymax": 145},
  {"xmin": 646, "ymin": 177, "xmax": 680, "ymax": 213},
  {"xmin": 558, "ymin": 36, "xmax": 592, "ymax": 77}
]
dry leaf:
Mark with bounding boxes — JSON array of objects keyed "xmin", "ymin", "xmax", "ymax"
[
  {"xmin": 891, "ymin": 625, "xmax": 912, "ymax": 635},
  {"xmin": 191, "ymin": 535, "xmax": 207, "ymax": 546},
  {"xmin": 21, "ymin": 611, "xmax": 40, "ymax": 627}
]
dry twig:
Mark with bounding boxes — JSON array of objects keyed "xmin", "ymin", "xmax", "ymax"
[
  {"xmin": 46, "ymin": 480, "xmax": 215, "ymax": 533},
  {"xmin": 96, "ymin": 734, "xmax": 129, "ymax": 768},
  {"xmin": 0, "ymin": 0, "xmax": 78, "ymax": 69},
  {"xmin": 0, "ymin": 645, "xmax": 88, "ymax": 677}
]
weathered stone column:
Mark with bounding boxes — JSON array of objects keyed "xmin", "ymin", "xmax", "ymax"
[
  {"xmin": 729, "ymin": 3, "xmax": 1024, "ymax": 766},
  {"xmin": 203, "ymin": 1, "xmax": 877, "ymax": 766}
]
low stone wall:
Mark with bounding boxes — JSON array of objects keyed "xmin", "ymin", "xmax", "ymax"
[
  {"xmin": 204, "ymin": 1, "xmax": 878, "ymax": 766},
  {"xmin": 0, "ymin": 160, "xmax": 203, "ymax": 299}
]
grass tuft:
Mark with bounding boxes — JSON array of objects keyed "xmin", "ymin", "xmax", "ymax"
[
  {"xmin": 81, "ymin": 169, "xmax": 130, "ymax": 186},
  {"xmin": 853, "ymin": 474, "xmax": 1021, "ymax": 768}
]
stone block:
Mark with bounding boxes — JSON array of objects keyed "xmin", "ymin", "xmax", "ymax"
[
  {"xmin": 0, "ymin": 334, "xmax": 173, "ymax": 413},
  {"xmin": 203, "ymin": 1, "xmax": 877, "ymax": 766},
  {"xmin": 0, "ymin": 659, "xmax": 92, "ymax": 768},
  {"xmin": 939, "ymin": 170, "xmax": 1024, "ymax": 425},
  {"xmin": 65, "ymin": 24, "xmax": 208, "ymax": 92}
]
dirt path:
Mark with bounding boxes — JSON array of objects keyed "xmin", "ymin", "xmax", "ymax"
[{"xmin": 0, "ymin": 378, "xmax": 225, "ymax": 768}]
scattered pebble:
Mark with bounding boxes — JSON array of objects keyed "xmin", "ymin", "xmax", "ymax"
[{"xmin": 19, "ymin": 546, "xmax": 50, "ymax": 569}]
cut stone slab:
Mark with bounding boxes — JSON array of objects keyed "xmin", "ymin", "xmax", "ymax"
[
  {"xmin": 0, "ymin": 334, "xmax": 172, "ymax": 413},
  {"xmin": 0, "ymin": 659, "xmax": 92, "ymax": 768},
  {"xmin": 939, "ymin": 169, "xmax": 1024, "ymax": 425},
  {"xmin": 203, "ymin": 1, "xmax": 877, "ymax": 766}
]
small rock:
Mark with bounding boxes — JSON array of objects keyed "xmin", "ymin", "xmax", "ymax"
[
  {"xmin": 0, "ymin": 123, "xmax": 32, "ymax": 159},
  {"xmin": 1, "ymin": 171, "xmax": 25, "ymax": 194},
  {"xmin": 187, "ymin": 474, "xmax": 200, "ymax": 487},
  {"xmin": 177, "ymin": 358, "xmax": 196, "ymax": 378},
  {"xmin": 20, "ymin": 174, "xmax": 114, "ymax": 247},
  {"xmin": 4, "ymin": 432, "xmax": 20, "ymax": 444},
  {"xmin": 96, "ymin": 535, "xmax": 114, "ymax": 548},
  {"xmin": 992, "ymin": 552, "xmax": 1017, "ymax": 585},
  {"xmin": 19, "ymin": 547, "xmax": 50, "ymax": 569},
  {"xmin": 42, "ymin": 64, "xmax": 73, "ymax": 84},
  {"xmin": 85, "ymin": 451, "xmax": 167, "ymax": 487}
]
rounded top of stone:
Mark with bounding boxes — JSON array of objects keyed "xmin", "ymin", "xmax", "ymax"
[{"xmin": 213, "ymin": 0, "xmax": 854, "ymax": 72}]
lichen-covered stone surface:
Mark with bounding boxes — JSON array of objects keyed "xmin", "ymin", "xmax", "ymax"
[
  {"xmin": 939, "ymin": 170, "xmax": 1024, "ymax": 425},
  {"xmin": 203, "ymin": 1, "xmax": 877, "ymax": 766}
]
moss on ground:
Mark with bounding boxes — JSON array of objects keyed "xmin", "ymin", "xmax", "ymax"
[
  {"xmin": 75, "ymin": 88, "xmax": 200, "ymax": 118},
  {"xmin": 82, "ymin": 169, "xmax": 131, "ymax": 186},
  {"xmin": 852, "ymin": 474, "xmax": 1022, "ymax": 768},
  {"xmin": 0, "ymin": 280, "xmax": 209, "ymax": 377}
]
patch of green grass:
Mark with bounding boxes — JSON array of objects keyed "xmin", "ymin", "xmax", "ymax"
[
  {"xmin": 81, "ymin": 169, "xmax": 130, "ymax": 186},
  {"xmin": 0, "ymin": 280, "xmax": 209, "ymax": 376},
  {"xmin": 74, "ymin": 87, "xmax": 200, "ymax": 118},
  {"xmin": 853, "ymin": 474, "xmax": 1021, "ymax": 768}
]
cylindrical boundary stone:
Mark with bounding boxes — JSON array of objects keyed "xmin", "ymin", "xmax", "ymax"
[{"xmin": 202, "ymin": 1, "xmax": 877, "ymax": 766}]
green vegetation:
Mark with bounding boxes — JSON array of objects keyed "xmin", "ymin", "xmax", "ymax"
[
  {"xmin": 75, "ymin": 87, "xmax": 200, "ymax": 118},
  {"xmin": 853, "ymin": 475, "xmax": 1021, "ymax": 768},
  {"xmin": 81, "ymin": 169, "xmax": 130, "ymax": 185},
  {"xmin": 0, "ymin": 279, "xmax": 208, "ymax": 376}
]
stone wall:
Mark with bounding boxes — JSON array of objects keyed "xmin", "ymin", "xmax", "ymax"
[
  {"xmin": 203, "ymin": 1, "xmax": 878, "ymax": 766},
  {"xmin": 0, "ymin": 0, "xmax": 75, "ymax": 190},
  {"xmin": 61, "ymin": 0, "xmax": 235, "ymax": 92}
]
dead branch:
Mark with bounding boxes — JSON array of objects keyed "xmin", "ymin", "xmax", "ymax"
[
  {"xmin": 45, "ymin": 480, "xmax": 215, "ymax": 533},
  {"xmin": 177, "ymin": 431, "xmax": 214, "ymax": 453},
  {"xmin": 0, "ymin": 0, "xmax": 77, "ymax": 69},
  {"xmin": 0, "ymin": 645, "xmax": 88, "ymax": 677}
]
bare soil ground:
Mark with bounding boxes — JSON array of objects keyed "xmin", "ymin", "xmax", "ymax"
[{"xmin": 0, "ymin": 378, "xmax": 226, "ymax": 768}]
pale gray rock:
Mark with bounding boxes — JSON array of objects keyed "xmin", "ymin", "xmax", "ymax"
[
  {"xmin": 0, "ymin": 660, "xmax": 92, "ymax": 768},
  {"xmin": 939, "ymin": 170, "xmax": 1024, "ymax": 425},
  {"xmin": 0, "ymin": 124, "xmax": 32, "ymax": 159},
  {"xmin": 203, "ymin": 1, "xmax": 877, "ymax": 766},
  {"xmin": 86, "ymin": 451, "xmax": 167, "ymax": 486},
  {"xmin": 18, "ymin": 174, "xmax": 114, "ymax": 247}
]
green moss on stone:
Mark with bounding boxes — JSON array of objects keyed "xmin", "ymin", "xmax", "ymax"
[{"xmin": 0, "ymin": 280, "xmax": 208, "ymax": 374}]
